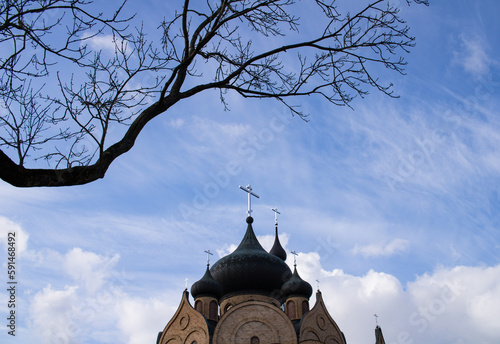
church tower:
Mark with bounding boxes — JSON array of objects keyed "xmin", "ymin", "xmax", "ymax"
[{"xmin": 156, "ymin": 213, "xmax": 347, "ymax": 344}]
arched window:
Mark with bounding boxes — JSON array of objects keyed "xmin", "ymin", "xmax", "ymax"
[
  {"xmin": 302, "ymin": 300, "xmax": 309, "ymax": 314},
  {"xmin": 209, "ymin": 300, "xmax": 218, "ymax": 320},
  {"xmin": 287, "ymin": 300, "xmax": 296, "ymax": 319},
  {"xmin": 251, "ymin": 336, "xmax": 260, "ymax": 344},
  {"xmin": 195, "ymin": 300, "xmax": 203, "ymax": 313}
]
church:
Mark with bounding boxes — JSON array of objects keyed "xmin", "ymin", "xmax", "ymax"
[{"xmin": 156, "ymin": 186, "xmax": 386, "ymax": 344}]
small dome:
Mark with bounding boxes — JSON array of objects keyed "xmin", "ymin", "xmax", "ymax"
[
  {"xmin": 191, "ymin": 266, "xmax": 223, "ymax": 300},
  {"xmin": 281, "ymin": 266, "xmax": 313, "ymax": 299},
  {"xmin": 210, "ymin": 217, "xmax": 292, "ymax": 300},
  {"xmin": 269, "ymin": 225, "xmax": 287, "ymax": 261}
]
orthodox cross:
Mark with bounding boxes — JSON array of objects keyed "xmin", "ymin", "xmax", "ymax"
[
  {"xmin": 374, "ymin": 314, "xmax": 379, "ymax": 326},
  {"xmin": 272, "ymin": 207, "xmax": 280, "ymax": 225},
  {"xmin": 185, "ymin": 278, "xmax": 188, "ymax": 290},
  {"xmin": 204, "ymin": 249, "xmax": 213, "ymax": 266},
  {"xmin": 239, "ymin": 185, "xmax": 259, "ymax": 217},
  {"xmin": 291, "ymin": 250, "xmax": 298, "ymax": 266},
  {"xmin": 316, "ymin": 279, "xmax": 320, "ymax": 290}
]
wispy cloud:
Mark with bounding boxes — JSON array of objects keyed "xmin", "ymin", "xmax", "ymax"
[
  {"xmin": 453, "ymin": 33, "xmax": 492, "ymax": 78},
  {"xmin": 352, "ymin": 238, "xmax": 410, "ymax": 258}
]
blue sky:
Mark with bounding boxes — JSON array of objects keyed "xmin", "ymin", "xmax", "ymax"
[{"xmin": 1, "ymin": 1, "xmax": 500, "ymax": 343}]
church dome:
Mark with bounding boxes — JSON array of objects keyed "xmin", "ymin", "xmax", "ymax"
[
  {"xmin": 191, "ymin": 265, "xmax": 223, "ymax": 300},
  {"xmin": 269, "ymin": 225, "xmax": 287, "ymax": 261},
  {"xmin": 210, "ymin": 217, "xmax": 292, "ymax": 301},
  {"xmin": 281, "ymin": 266, "xmax": 313, "ymax": 299}
]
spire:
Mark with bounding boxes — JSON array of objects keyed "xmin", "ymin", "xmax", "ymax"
[
  {"xmin": 269, "ymin": 207, "xmax": 287, "ymax": 260},
  {"xmin": 374, "ymin": 315, "xmax": 386, "ymax": 344},
  {"xmin": 375, "ymin": 325, "xmax": 386, "ymax": 344}
]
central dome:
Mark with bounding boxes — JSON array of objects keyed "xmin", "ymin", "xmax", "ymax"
[{"xmin": 210, "ymin": 217, "xmax": 292, "ymax": 301}]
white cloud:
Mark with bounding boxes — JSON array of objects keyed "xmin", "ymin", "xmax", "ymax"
[
  {"xmin": 26, "ymin": 246, "xmax": 126, "ymax": 343},
  {"xmin": 407, "ymin": 265, "xmax": 500, "ymax": 342},
  {"xmin": 29, "ymin": 285, "xmax": 80, "ymax": 344},
  {"xmin": 267, "ymin": 248, "xmax": 500, "ymax": 344},
  {"xmin": 63, "ymin": 248, "xmax": 120, "ymax": 294},
  {"xmin": 84, "ymin": 33, "xmax": 119, "ymax": 54},
  {"xmin": 116, "ymin": 296, "xmax": 178, "ymax": 344},
  {"xmin": 0, "ymin": 216, "xmax": 29, "ymax": 255},
  {"xmin": 352, "ymin": 238, "xmax": 410, "ymax": 257}
]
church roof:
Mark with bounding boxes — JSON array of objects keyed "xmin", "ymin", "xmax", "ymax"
[
  {"xmin": 210, "ymin": 216, "xmax": 292, "ymax": 301},
  {"xmin": 281, "ymin": 265, "xmax": 313, "ymax": 299},
  {"xmin": 191, "ymin": 265, "xmax": 223, "ymax": 300}
]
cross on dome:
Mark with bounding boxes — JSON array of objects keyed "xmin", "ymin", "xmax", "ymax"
[
  {"xmin": 204, "ymin": 249, "xmax": 213, "ymax": 266},
  {"xmin": 272, "ymin": 207, "xmax": 280, "ymax": 225},
  {"xmin": 239, "ymin": 185, "xmax": 259, "ymax": 217},
  {"xmin": 291, "ymin": 250, "xmax": 298, "ymax": 266}
]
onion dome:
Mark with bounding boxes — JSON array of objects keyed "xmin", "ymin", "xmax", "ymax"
[
  {"xmin": 269, "ymin": 225, "xmax": 287, "ymax": 261},
  {"xmin": 191, "ymin": 265, "xmax": 223, "ymax": 300},
  {"xmin": 281, "ymin": 266, "xmax": 313, "ymax": 299},
  {"xmin": 210, "ymin": 217, "xmax": 292, "ymax": 300}
]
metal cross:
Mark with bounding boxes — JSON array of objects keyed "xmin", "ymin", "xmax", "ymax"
[
  {"xmin": 185, "ymin": 278, "xmax": 188, "ymax": 290},
  {"xmin": 291, "ymin": 250, "xmax": 298, "ymax": 266},
  {"xmin": 316, "ymin": 279, "xmax": 320, "ymax": 290},
  {"xmin": 204, "ymin": 249, "xmax": 213, "ymax": 266},
  {"xmin": 272, "ymin": 207, "xmax": 280, "ymax": 225},
  {"xmin": 239, "ymin": 185, "xmax": 260, "ymax": 217},
  {"xmin": 374, "ymin": 314, "xmax": 379, "ymax": 326}
]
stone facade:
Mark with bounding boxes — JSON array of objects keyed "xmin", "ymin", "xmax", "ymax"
[
  {"xmin": 157, "ymin": 291, "xmax": 211, "ymax": 344},
  {"xmin": 158, "ymin": 289, "xmax": 346, "ymax": 344}
]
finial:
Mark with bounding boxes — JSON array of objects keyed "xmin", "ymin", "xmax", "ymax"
[
  {"xmin": 185, "ymin": 278, "xmax": 188, "ymax": 290},
  {"xmin": 374, "ymin": 314, "xmax": 379, "ymax": 326},
  {"xmin": 204, "ymin": 249, "xmax": 213, "ymax": 267},
  {"xmin": 291, "ymin": 250, "xmax": 298, "ymax": 267},
  {"xmin": 272, "ymin": 207, "xmax": 280, "ymax": 226},
  {"xmin": 316, "ymin": 279, "xmax": 320, "ymax": 291},
  {"xmin": 239, "ymin": 185, "xmax": 260, "ymax": 217}
]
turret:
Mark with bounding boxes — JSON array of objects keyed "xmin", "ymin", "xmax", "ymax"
[
  {"xmin": 191, "ymin": 263, "xmax": 223, "ymax": 322},
  {"xmin": 281, "ymin": 264, "xmax": 313, "ymax": 320}
]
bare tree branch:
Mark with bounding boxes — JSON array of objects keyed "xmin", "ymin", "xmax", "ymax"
[{"xmin": 0, "ymin": 0, "xmax": 429, "ymax": 187}]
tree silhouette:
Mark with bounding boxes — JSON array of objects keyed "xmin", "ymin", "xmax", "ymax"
[{"xmin": 0, "ymin": 0, "xmax": 428, "ymax": 187}]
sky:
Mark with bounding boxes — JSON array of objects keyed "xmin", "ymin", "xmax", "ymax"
[{"xmin": 1, "ymin": 0, "xmax": 500, "ymax": 343}]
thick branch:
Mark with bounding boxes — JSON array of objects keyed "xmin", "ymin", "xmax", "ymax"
[{"xmin": 0, "ymin": 97, "xmax": 173, "ymax": 187}]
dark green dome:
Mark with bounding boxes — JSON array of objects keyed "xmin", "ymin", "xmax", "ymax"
[
  {"xmin": 281, "ymin": 266, "xmax": 313, "ymax": 299},
  {"xmin": 191, "ymin": 265, "xmax": 223, "ymax": 300},
  {"xmin": 210, "ymin": 217, "xmax": 292, "ymax": 301}
]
